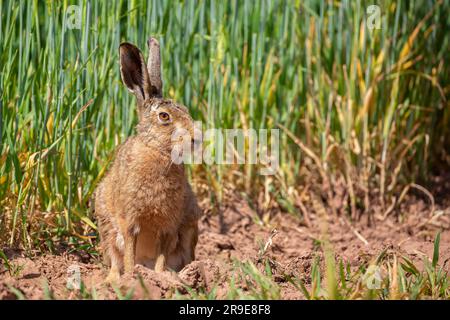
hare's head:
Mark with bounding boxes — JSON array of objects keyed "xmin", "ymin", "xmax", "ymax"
[{"xmin": 119, "ymin": 39, "xmax": 196, "ymax": 154}]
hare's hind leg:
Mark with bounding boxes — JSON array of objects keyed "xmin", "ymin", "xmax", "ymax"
[
  {"xmin": 98, "ymin": 221, "xmax": 123, "ymax": 283},
  {"xmin": 102, "ymin": 226, "xmax": 124, "ymax": 283},
  {"xmin": 167, "ymin": 221, "xmax": 198, "ymax": 271},
  {"xmin": 96, "ymin": 211, "xmax": 123, "ymax": 282},
  {"xmin": 155, "ymin": 232, "xmax": 178, "ymax": 272}
]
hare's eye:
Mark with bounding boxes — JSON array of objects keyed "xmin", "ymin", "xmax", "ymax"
[{"xmin": 158, "ymin": 112, "xmax": 170, "ymax": 123}]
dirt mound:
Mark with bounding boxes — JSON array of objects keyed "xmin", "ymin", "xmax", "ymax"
[{"xmin": 1, "ymin": 196, "xmax": 449, "ymax": 299}]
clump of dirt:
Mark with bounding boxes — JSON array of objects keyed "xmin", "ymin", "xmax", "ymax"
[{"xmin": 1, "ymin": 193, "xmax": 449, "ymax": 299}]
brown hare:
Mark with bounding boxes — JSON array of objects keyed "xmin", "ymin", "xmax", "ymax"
[{"xmin": 94, "ymin": 37, "xmax": 201, "ymax": 282}]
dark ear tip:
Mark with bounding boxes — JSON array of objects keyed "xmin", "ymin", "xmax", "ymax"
[
  {"xmin": 119, "ymin": 43, "xmax": 143, "ymax": 61},
  {"xmin": 119, "ymin": 42, "xmax": 136, "ymax": 51}
]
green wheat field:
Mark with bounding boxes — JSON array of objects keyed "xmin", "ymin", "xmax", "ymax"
[{"xmin": 0, "ymin": 0, "xmax": 449, "ymax": 299}]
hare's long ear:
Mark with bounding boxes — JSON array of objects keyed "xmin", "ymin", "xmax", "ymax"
[
  {"xmin": 147, "ymin": 37, "xmax": 163, "ymax": 98},
  {"xmin": 119, "ymin": 42, "xmax": 152, "ymax": 109}
]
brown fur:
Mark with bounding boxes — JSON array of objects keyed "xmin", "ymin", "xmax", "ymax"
[{"xmin": 94, "ymin": 39, "xmax": 201, "ymax": 282}]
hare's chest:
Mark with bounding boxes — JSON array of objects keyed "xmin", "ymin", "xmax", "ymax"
[{"xmin": 131, "ymin": 175, "xmax": 185, "ymax": 224}]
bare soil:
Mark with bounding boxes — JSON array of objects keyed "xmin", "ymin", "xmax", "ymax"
[{"xmin": 1, "ymin": 192, "xmax": 449, "ymax": 300}]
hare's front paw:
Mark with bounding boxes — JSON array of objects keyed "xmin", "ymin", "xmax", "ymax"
[
  {"xmin": 123, "ymin": 234, "xmax": 137, "ymax": 274},
  {"xmin": 123, "ymin": 260, "xmax": 135, "ymax": 275},
  {"xmin": 154, "ymin": 253, "xmax": 166, "ymax": 272},
  {"xmin": 105, "ymin": 269, "xmax": 120, "ymax": 284}
]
